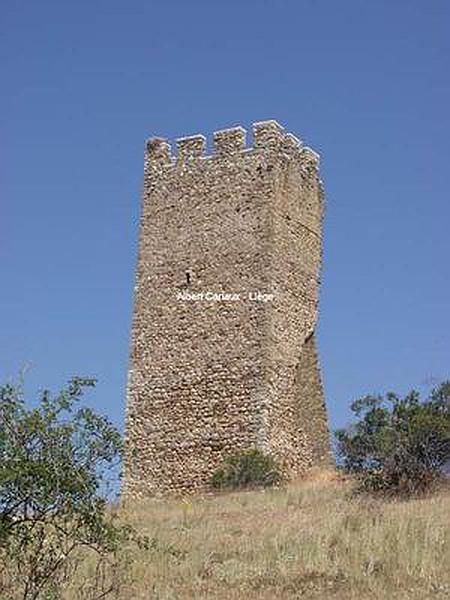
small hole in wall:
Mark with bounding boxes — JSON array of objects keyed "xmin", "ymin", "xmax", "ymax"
[
  {"xmin": 186, "ymin": 271, "xmax": 191, "ymax": 285},
  {"xmin": 286, "ymin": 215, "xmax": 291, "ymax": 221}
]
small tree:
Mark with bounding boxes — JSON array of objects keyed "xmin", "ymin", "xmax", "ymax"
[
  {"xmin": 335, "ymin": 381, "xmax": 450, "ymax": 497},
  {"xmin": 211, "ymin": 449, "xmax": 282, "ymax": 491},
  {"xmin": 0, "ymin": 377, "xmax": 138, "ymax": 599}
]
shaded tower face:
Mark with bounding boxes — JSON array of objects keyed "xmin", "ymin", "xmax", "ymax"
[{"xmin": 123, "ymin": 120, "xmax": 331, "ymax": 497}]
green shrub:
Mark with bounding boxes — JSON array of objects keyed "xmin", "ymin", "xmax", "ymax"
[
  {"xmin": 211, "ymin": 449, "xmax": 283, "ymax": 490},
  {"xmin": 0, "ymin": 376, "xmax": 142, "ymax": 600},
  {"xmin": 335, "ymin": 381, "xmax": 450, "ymax": 497}
]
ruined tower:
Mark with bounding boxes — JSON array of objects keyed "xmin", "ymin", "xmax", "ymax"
[{"xmin": 123, "ymin": 120, "xmax": 331, "ymax": 497}]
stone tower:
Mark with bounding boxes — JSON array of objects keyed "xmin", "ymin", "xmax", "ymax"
[{"xmin": 123, "ymin": 120, "xmax": 331, "ymax": 497}]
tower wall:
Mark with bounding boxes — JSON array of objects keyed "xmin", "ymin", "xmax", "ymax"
[{"xmin": 123, "ymin": 121, "xmax": 331, "ymax": 498}]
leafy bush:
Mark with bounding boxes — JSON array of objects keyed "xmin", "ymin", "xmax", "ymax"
[
  {"xmin": 335, "ymin": 381, "xmax": 450, "ymax": 497},
  {"xmin": 211, "ymin": 449, "xmax": 282, "ymax": 490},
  {"xmin": 0, "ymin": 376, "xmax": 141, "ymax": 600}
]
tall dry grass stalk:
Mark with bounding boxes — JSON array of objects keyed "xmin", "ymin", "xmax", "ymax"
[{"xmin": 69, "ymin": 472, "xmax": 449, "ymax": 599}]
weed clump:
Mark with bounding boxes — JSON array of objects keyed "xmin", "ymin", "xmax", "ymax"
[{"xmin": 211, "ymin": 449, "xmax": 283, "ymax": 490}]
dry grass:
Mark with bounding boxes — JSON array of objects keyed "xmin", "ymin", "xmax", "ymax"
[{"xmin": 80, "ymin": 472, "xmax": 450, "ymax": 599}]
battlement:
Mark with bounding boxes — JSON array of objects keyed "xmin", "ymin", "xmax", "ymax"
[
  {"xmin": 213, "ymin": 126, "xmax": 246, "ymax": 155},
  {"xmin": 176, "ymin": 135, "xmax": 206, "ymax": 161},
  {"xmin": 144, "ymin": 120, "xmax": 320, "ymax": 168},
  {"xmin": 253, "ymin": 120, "xmax": 285, "ymax": 149}
]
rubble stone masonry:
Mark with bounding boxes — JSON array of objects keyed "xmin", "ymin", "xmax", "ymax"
[{"xmin": 123, "ymin": 120, "xmax": 332, "ymax": 497}]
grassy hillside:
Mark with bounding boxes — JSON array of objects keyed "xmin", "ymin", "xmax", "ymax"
[{"xmin": 68, "ymin": 472, "xmax": 450, "ymax": 599}]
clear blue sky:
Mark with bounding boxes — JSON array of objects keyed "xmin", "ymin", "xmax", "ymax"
[{"xmin": 1, "ymin": 0, "xmax": 449, "ymax": 436}]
